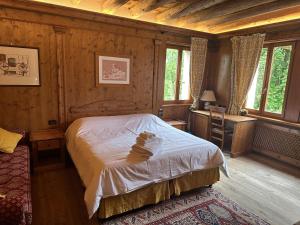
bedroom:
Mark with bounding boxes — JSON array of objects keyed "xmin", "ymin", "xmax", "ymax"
[{"xmin": 0, "ymin": 0, "xmax": 299, "ymax": 225}]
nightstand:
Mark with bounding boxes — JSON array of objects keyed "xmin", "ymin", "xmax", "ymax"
[
  {"xmin": 30, "ymin": 129, "xmax": 65, "ymax": 171},
  {"xmin": 166, "ymin": 120, "xmax": 187, "ymax": 131}
]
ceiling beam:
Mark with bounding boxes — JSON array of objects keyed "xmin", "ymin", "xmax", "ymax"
[
  {"xmin": 181, "ymin": 0, "xmax": 277, "ymax": 24},
  {"xmin": 144, "ymin": 0, "xmax": 179, "ymax": 12},
  {"xmin": 102, "ymin": 0, "xmax": 130, "ymax": 10},
  {"xmin": 209, "ymin": 0, "xmax": 300, "ymax": 27},
  {"xmin": 156, "ymin": 1, "xmax": 196, "ymax": 21},
  {"xmin": 171, "ymin": 0, "xmax": 228, "ymax": 19},
  {"xmin": 217, "ymin": 17, "xmax": 300, "ymax": 39},
  {"xmin": 208, "ymin": 4, "xmax": 300, "ymax": 33},
  {"xmin": 207, "ymin": 3, "xmax": 300, "ymax": 33}
]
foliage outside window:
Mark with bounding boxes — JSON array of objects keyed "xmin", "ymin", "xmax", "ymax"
[
  {"xmin": 246, "ymin": 42, "xmax": 293, "ymax": 117},
  {"xmin": 164, "ymin": 46, "xmax": 191, "ymax": 103}
]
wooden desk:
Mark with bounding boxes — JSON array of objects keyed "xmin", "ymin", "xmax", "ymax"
[{"xmin": 190, "ymin": 110, "xmax": 257, "ymax": 157}]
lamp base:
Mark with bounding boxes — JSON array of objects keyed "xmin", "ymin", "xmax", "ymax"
[{"xmin": 204, "ymin": 102, "xmax": 211, "ymax": 110}]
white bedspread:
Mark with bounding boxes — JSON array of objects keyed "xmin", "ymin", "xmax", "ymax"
[{"xmin": 65, "ymin": 113, "xmax": 228, "ymax": 218}]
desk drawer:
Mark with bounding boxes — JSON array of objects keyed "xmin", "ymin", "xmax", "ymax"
[{"xmin": 37, "ymin": 139, "xmax": 60, "ymax": 151}]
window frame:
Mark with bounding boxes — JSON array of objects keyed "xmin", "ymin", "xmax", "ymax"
[
  {"xmin": 246, "ymin": 41, "xmax": 295, "ymax": 119},
  {"xmin": 163, "ymin": 45, "xmax": 192, "ymax": 104}
]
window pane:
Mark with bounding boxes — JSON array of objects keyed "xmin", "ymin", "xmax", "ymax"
[
  {"xmin": 179, "ymin": 50, "xmax": 190, "ymax": 100},
  {"xmin": 246, "ymin": 48, "xmax": 268, "ymax": 110},
  {"xmin": 164, "ymin": 48, "xmax": 178, "ymax": 101},
  {"xmin": 265, "ymin": 45, "xmax": 292, "ymax": 114}
]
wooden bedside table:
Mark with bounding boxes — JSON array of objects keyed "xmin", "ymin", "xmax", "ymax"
[
  {"xmin": 166, "ymin": 120, "xmax": 187, "ymax": 131},
  {"xmin": 30, "ymin": 129, "xmax": 65, "ymax": 171}
]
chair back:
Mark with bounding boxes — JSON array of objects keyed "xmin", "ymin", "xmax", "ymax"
[{"xmin": 209, "ymin": 106, "xmax": 226, "ymax": 129}]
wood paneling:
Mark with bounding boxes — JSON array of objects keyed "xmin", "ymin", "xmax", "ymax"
[
  {"xmin": 65, "ymin": 28, "xmax": 155, "ymax": 122},
  {"xmin": 0, "ymin": 3, "xmax": 199, "ymax": 131},
  {"xmin": 0, "ymin": 19, "xmax": 58, "ymax": 130},
  {"xmin": 207, "ymin": 38, "xmax": 231, "ymax": 107},
  {"xmin": 285, "ymin": 41, "xmax": 300, "ymax": 122},
  {"xmin": 53, "ymin": 26, "xmax": 67, "ymax": 129},
  {"xmin": 162, "ymin": 104, "xmax": 190, "ymax": 121}
]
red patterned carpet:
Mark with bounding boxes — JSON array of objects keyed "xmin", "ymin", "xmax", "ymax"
[{"xmin": 102, "ymin": 188, "xmax": 270, "ymax": 225}]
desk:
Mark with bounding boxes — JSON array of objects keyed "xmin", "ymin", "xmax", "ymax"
[{"xmin": 190, "ymin": 110, "xmax": 257, "ymax": 158}]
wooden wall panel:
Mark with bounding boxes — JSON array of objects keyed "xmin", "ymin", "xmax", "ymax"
[
  {"xmin": 0, "ymin": 2, "xmax": 198, "ymax": 131},
  {"xmin": 207, "ymin": 38, "xmax": 232, "ymax": 107},
  {"xmin": 65, "ymin": 28, "xmax": 155, "ymax": 122},
  {"xmin": 162, "ymin": 104, "xmax": 190, "ymax": 121},
  {"xmin": 285, "ymin": 40, "xmax": 300, "ymax": 122},
  {"xmin": 0, "ymin": 19, "xmax": 58, "ymax": 130}
]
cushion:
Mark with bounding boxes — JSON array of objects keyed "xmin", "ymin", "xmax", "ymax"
[
  {"xmin": 0, "ymin": 128, "xmax": 23, "ymax": 153},
  {"xmin": 9, "ymin": 129, "xmax": 27, "ymax": 145}
]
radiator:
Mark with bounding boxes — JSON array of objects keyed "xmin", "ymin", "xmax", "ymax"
[{"xmin": 253, "ymin": 122, "xmax": 300, "ymax": 168}]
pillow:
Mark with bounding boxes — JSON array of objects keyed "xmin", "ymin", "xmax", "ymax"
[
  {"xmin": 9, "ymin": 129, "xmax": 27, "ymax": 145},
  {"xmin": 0, "ymin": 128, "xmax": 23, "ymax": 153}
]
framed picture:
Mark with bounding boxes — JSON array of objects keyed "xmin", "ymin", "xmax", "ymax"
[
  {"xmin": 96, "ymin": 54, "xmax": 131, "ymax": 85},
  {"xmin": 0, "ymin": 46, "xmax": 40, "ymax": 86}
]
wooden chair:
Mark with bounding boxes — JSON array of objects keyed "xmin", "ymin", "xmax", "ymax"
[{"xmin": 209, "ymin": 106, "xmax": 231, "ymax": 150}]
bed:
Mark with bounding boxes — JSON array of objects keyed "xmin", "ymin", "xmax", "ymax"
[{"xmin": 65, "ymin": 113, "xmax": 228, "ymax": 219}]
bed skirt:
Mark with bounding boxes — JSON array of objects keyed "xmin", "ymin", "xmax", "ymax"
[{"xmin": 98, "ymin": 167, "xmax": 220, "ymax": 219}]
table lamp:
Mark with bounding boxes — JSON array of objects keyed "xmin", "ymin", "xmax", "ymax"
[{"xmin": 200, "ymin": 90, "xmax": 216, "ymax": 110}]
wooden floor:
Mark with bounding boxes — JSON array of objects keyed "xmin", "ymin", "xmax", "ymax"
[{"xmin": 31, "ymin": 153, "xmax": 300, "ymax": 225}]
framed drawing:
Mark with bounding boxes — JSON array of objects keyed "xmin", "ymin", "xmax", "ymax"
[
  {"xmin": 96, "ymin": 54, "xmax": 130, "ymax": 85},
  {"xmin": 0, "ymin": 46, "xmax": 40, "ymax": 86}
]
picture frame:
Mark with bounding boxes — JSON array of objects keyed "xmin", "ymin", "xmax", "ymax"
[
  {"xmin": 95, "ymin": 53, "xmax": 131, "ymax": 86},
  {"xmin": 0, "ymin": 45, "xmax": 40, "ymax": 86}
]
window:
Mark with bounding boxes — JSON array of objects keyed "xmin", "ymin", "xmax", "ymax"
[
  {"xmin": 163, "ymin": 46, "xmax": 191, "ymax": 103},
  {"xmin": 246, "ymin": 42, "xmax": 293, "ymax": 117}
]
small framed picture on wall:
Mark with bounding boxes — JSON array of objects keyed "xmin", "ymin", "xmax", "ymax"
[
  {"xmin": 0, "ymin": 45, "xmax": 40, "ymax": 86},
  {"xmin": 95, "ymin": 53, "xmax": 131, "ymax": 86}
]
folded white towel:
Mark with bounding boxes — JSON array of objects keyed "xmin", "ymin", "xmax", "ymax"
[
  {"xmin": 127, "ymin": 152, "xmax": 150, "ymax": 163},
  {"xmin": 139, "ymin": 131, "xmax": 156, "ymax": 140},
  {"xmin": 130, "ymin": 143, "xmax": 162, "ymax": 157},
  {"xmin": 136, "ymin": 136, "xmax": 162, "ymax": 146},
  {"xmin": 127, "ymin": 131, "xmax": 163, "ymax": 162}
]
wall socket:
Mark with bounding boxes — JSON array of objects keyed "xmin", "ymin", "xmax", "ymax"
[{"xmin": 48, "ymin": 120, "xmax": 57, "ymax": 126}]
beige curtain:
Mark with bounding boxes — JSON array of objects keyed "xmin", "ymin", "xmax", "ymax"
[
  {"xmin": 228, "ymin": 33, "xmax": 265, "ymax": 115},
  {"xmin": 190, "ymin": 37, "xmax": 208, "ymax": 109}
]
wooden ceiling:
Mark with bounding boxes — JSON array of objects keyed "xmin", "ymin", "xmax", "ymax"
[{"xmin": 33, "ymin": 0, "xmax": 300, "ymax": 34}]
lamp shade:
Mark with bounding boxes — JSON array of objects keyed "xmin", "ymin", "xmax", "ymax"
[{"xmin": 200, "ymin": 90, "xmax": 216, "ymax": 102}]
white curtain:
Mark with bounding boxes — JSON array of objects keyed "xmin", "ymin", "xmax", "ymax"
[
  {"xmin": 190, "ymin": 37, "xmax": 208, "ymax": 110},
  {"xmin": 228, "ymin": 33, "xmax": 265, "ymax": 115}
]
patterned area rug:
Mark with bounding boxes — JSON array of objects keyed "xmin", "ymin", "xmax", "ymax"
[{"xmin": 101, "ymin": 188, "xmax": 270, "ymax": 225}]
